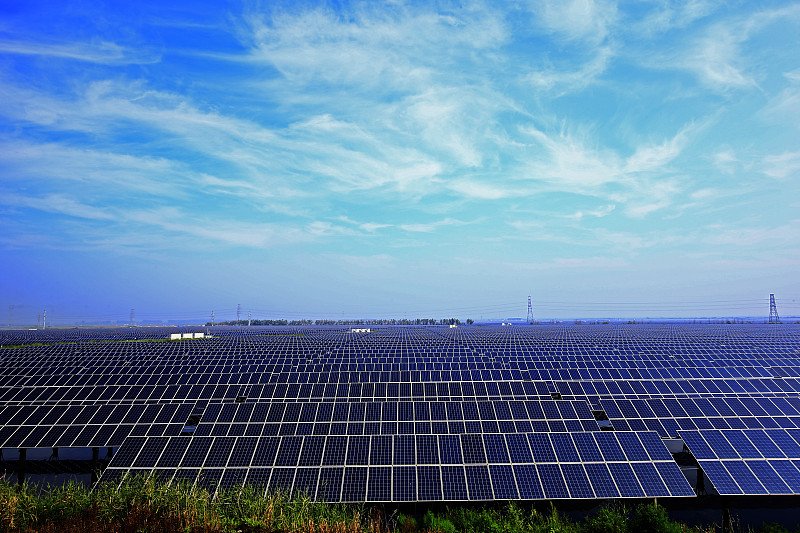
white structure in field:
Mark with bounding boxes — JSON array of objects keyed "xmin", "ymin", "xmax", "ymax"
[
  {"xmin": 449, "ymin": 324, "xmax": 458, "ymax": 328},
  {"xmin": 351, "ymin": 328, "xmax": 371, "ymax": 333},
  {"xmin": 171, "ymin": 332, "xmax": 206, "ymax": 340}
]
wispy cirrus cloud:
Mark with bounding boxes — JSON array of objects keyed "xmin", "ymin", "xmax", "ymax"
[
  {"xmin": 0, "ymin": 38, "xmax": 160, "ymax": 64},
  {"xmin": 761, "ymin": 151, "xmax": 800, "ymax": 180},
  {"xmin": 2, "ymin": 0, "xmax": 799, "ymax": 319},
  {"xmin": 399, "ymin": 218, "xmax": 469, "ymax": 233},
  {"xmin": 531, "ymin": 0, "xmax": 618, "ymax": 45},
  {"xmin": 641, "ymin": 4, "xmax": 800, "ymax": 91}
]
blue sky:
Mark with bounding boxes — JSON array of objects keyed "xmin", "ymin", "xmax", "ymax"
[{"xmin": 1, "ymin": 0, "xmax": 799, "ymax": 324}]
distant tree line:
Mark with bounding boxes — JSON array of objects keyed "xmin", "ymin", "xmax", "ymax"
[{"xmin": 207, "ymin": 318, "xmax": 474, "ymax": 326}]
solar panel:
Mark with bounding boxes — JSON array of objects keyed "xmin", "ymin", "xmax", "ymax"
[{"xmin": 3, "ymin": 323, "xmax": 800, "ymax": 501}]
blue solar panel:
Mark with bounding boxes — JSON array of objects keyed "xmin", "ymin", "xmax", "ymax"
[
  {"xmin": 252, "ymin": 437, "xmax": 279, "ymax": 466},
  {"xmin": 723, "ymin": 461, "xmax": 767, "ymax": 494},
  {"xmin": 244, "ymin": 468, "xmax": 271, "ymax": 491},
  {"xmin": 607, "ymin": 463, "xmax": 645, "ymax": 498},
  {"xmin": 513, "ymin": 464, "xmax": 544, "ymax": 500},
  {"xmin": 269, "ymin": 468, "xmax": 294, "ymax": 494},
  {"xmin": 769, "ymin": 460, "xmax": 800, "ymax": 492},
  {"xmin": 370, "ymin": 435, "xmax": 392, "ymax": 465},
  {"xmin": 616, "ymin": 433, "xmax": 650, "ymax": 462},
  {"xmin": 747, "ymin": 461, "xmax": 790, "ymax": 494},
  {"xmin": 367, "ymin": 466, "xmax": 391, "ymax": 501},
  {"xmin": 484, "ymin": 434, "xmax": 510, "ymax": 463},
  {"xmin": 416, "ymin": 435, "xmax": 438, "ymax": 464},
  {"xmin": 584, "ymin": 463, "xmax": 620, "ymax": 498},
  {"xmin": 324, "ymin": 436, "xmax": 347, "ymax": 466},
  {"xmin": 393, "ymin": 466, "xmax": 416, "ymax": 501},
  {"xmin": 294, "ymin": 468, "xmax": 319, "ymax": 499},
  {"xmin": 561, "ymin": 464, "xmax": 594, "ymax": 499},
  {"xmin": 593, "ymin": 432, "xmax": 627, "ymax": 461},
  {"xmin": 550, "ymin": 433, "xmax": 580, "ymax": 462},
  {"xmin": 744, "ymin": 430, "xmax": 785, "ymax": 459},
  {"xmin": 638, "ymin": 432, "xmax": 674, "ymax": 461},
  {"xmin": 461, "ymin": 434, "xmax": 486, "ymax": 464},
  {"xmin": 441, "ymin": 465, "xmax": 468, "ymax": 500},
  {"xmin": 418, "ymin": 465, "xmax": 443, "ymax": 501},
  {"xmin": 298, "ymin": 436, "xmax": 324, "ymax": 466},
  {"xmin": 275, "ymin": 436, "xmax": 302, "ymax": 467},
  {"xmin": 318, "ymin": 467, "xmax": 343, "ymax": 502},
  {"xmin": 489, "ymin": 464, "xmax": 518, "ymax": 499},
  {"xmin": 341, "ymin": 467, "xmax": 367, "ymax": 502},
  {"xmin": 572, "ymin": 433, "xmax": 603, "ymax": 462},
  {"xmin": 655, "ymin": 462, "xmax": 695, "ymax": 496},
  {"xmin": 465, "ymin": 465, "xmax": 493, "ymax": 500},
  {"xmin": 537, "ymin": 463, "xmax": 569, "ymax": 499},
  {"xmin": 346, "ymin": 436, "xmax": 370, "ymax": 465},
  {"xmin": 680, "ymin": 431, "xmax": 716, "ymax": 460}
]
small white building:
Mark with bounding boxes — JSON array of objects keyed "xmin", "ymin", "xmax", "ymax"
[
  {"xmin": 193, "ymin": 332, "xmax": 205, "ymax": 338},
  {"xmin": 350, "ymin": 328, "xmax": 371, "ymax": 333},
  {"xmin": 170, "ymin": 333, "xmax": 181, "ymax": 340}
]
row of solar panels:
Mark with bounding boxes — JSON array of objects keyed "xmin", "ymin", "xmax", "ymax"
[
  {"xmin": 8, "ymin": 393, "xmax": 800, "ymax": 427},
  {"xmin": 679, "ymin": 429, "xmax": 800, "ymax": 495},
  {"xmin": 100, "ymin": 462, "xmax": 691, "ymax": 502},
  {"xmin": 608, "ymin": 415, "xmax": 800, "ymax": 438},
  {"xmin": 5, "ymin": 368, "xmax": 797, "ymax": 390},
  {"xmin": 98, "ymin": 431, "xmax": 694, "ymax": 501},
  {"xmin": 5, "ymin": 345, "xmax": 796, "ymax": 361},
  {"xmin": 6, "ymin": 379, "xmax": 800, "ymax": 404},
  {"xmin": 106, "ymin": 431, "xmax": 677, "ymax": 466},
  {"xmin": 602, "ymin": 396, "xmax": 800, "ymax": 419},
  {"xmin": 3, "ymin": 363, "xmax": 795, "ymax": 383},
  {"xmin": 0, "ymin": 400, "xmax": 594, "ymax": 426}
]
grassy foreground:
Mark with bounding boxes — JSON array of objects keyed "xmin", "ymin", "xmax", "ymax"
[{"xmin": 0, "ymin": 475, "xmax": 796, "ymax": 533}]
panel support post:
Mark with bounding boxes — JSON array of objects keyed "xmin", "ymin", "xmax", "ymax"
[
  {"xmin": 17, "ymin": 448, "xmax": 26, "ymax": 488},
  {"xmin": 91, "ymin": 447, "xmax": 100, "ymax": 485},
  {"xmin": 721, "ymin": 497, "xmax": 731, "ymax": 533}
]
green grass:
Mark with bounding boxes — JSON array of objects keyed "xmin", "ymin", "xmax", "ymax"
[{"xmin": 1, "ymin": 475, "xmax": 796, "ymax": 533}]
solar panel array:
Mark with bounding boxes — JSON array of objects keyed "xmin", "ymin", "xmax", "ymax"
[{"xmin": 2, "ymin": 323, "xmax": 800, "ymax": 501}]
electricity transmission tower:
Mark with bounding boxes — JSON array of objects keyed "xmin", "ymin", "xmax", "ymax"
[
  {"xmin": 527, "ymin": 296, "xmax": 534, "ymax": 324},
  {"xmin": 130, "ymin": 309, "xmax": 135, "ymax": 326},
  {"xmin": 237, "ymin": 304, "xmax": 242, "ymax": 324},
  {"xmin": 769, "ymin": 294, "xmax": 780, "ymax": 324}
]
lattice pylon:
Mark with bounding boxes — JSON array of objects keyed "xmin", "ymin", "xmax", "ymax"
[
  {"xmin": 769, "ymin": 294, "xmax": 780, "ymax": 324},
  {"xmin": 527, "ymin": 296, "xmax": 534, "ymax": 324}
]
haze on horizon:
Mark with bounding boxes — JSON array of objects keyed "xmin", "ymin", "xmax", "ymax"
[{"xmin": 1, "ymin": 0, "xmax": 799, "ymax": 325}]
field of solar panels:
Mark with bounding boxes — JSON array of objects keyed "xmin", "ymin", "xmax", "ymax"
[{"xmin": 3, "ymin": 323, "xmax": 800, "ymax": 508}]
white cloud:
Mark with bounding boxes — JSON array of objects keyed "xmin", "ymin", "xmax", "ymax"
[
  {"xmin": 533, "ymin": 0, "xmax": 618, "ymax": 44},
  {"xmin": 448, "ymin": 180, "xmax": 513, "ymax": 200},
  {"xmin": 399, "ymin": 218, "xmax": 466, "ymax": 233},
  {"xmin": 565, "ymin": 204, "xmax": 616, "ymax": 220},
  {"xmin": 634, "ymin": 0, "xmax": 722, "ymax": 36},
  {"xmin": 652, "ymin": 5, "xmax": 800, "ymax": 91},
  {"xmin": 527, "ymin": 47, "xmax": 613, "ymax": 94},
  {"xmin": 712, "ymin": 149, "xmax": 738, "ymax": 173},
  {"xmin": 683, "ymin": 25, "xmax": 755, "ymax": 89},
  {"xmin": 704, "ymin": 221, "xmax": 800, "ymax": 246},
  {"xmin": 0, "ymin": 38, "xmax": 159, "ymax": 64},
  {"xmin": 0, "ymin": 192, "xmax": 115, "ymax": 221},
  {"xmin": 762, "ymin": 151, "xmax": 800, "ymax": 180}
]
